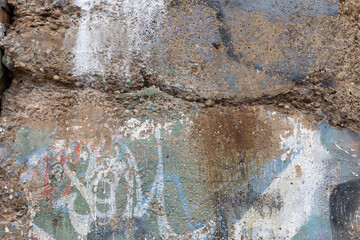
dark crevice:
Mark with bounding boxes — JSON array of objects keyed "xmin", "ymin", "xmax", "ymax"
[
  {"xmin": 0, "ymin": 68, "xmax": 12, "ymax": 115},
  {"xmin": 0, "ymin": 0, "xmax": 13, "ymax": 114}
]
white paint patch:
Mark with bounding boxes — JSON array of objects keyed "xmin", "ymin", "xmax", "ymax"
[
  {"xmin": 73, "ymin": 0, "xmax": 105, "ymax": 76},
  {"xmin": 232, "ymin": 118, "xmax": 332, "ymax": 239},
  {"xmin": 117, "ymin": 117, "xmax": 192, "ymax": 140},
  {"xmin": 121, "ymin": 0, "xmax": 166, "ymax": 78},
  {"xmin": 53, "ymin": 139, "xmax": 66, "ymax": 149},
  {"xmin": 72, "ymin": 0, "xmax": 166, "ymax": 79},
  {"xmin": 28, "ymin": 151, "xmax": 47, "ymax": 166}
]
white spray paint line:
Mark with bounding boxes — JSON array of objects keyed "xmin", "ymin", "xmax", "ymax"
[
  {"xmin": 334, "ymin": 143, "xmax": 358, "ymax": 159},
  {"xmin": 232, "ymin": 118, "xmax": 332, "ymax": 239}
]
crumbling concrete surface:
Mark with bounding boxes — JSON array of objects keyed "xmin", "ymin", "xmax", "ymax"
[{"xmin": 0, "ymin": 0, "xmax": 359, "ymax": 239}]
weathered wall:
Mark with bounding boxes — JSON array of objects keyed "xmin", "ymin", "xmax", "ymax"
[{"xmin": 0, "ymin": 0, "xmax": 359, "ymax": 239}]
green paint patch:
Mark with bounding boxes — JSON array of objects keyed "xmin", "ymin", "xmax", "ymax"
[
  {"xmin": 12, "ymin": 126, "xmax": 52, "ymax": 162},
  {"xmin": 172, "ymin": 121, "xmax": 184, "ymax": 137},
  {"xmin": 34, "ymin": 204, "xmax": 79, "ymax": 240},
  {"xmin": 74, "ymin": 194, "xmax": 91, "ymax": 215},
  {"xmin": 165, "ymin": 184, "xmax": 192, "ymax": 234}
]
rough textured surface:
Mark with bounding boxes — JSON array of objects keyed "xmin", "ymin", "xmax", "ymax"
[{"xmin": 0, "ymin": 0, "xmax": 359, "ymax": 239}]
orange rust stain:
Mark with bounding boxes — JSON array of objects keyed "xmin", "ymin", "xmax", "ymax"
[{"xmin": 192, "ymin": 107, "xmax": 276, "ymax": 186}]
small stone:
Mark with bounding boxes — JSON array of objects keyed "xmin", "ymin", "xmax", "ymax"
[
  {"xmin": 54, "ymin": 10, "xmax": 61, "ymax": 18},
  {"xmin": 315, "ymin": 109, "xmax": 323, "ymax": 116},
  {"xmin": 303, "ymin": 96, "xmax": 312, "ymax": 104},
  {"xmin": 204, "ymin": 99, "xmax": 215, "ymax": 107},
  {"xmin": 185, "ymin": 96, "xmax": 193, "ymax": 101},
  {"xmin": 17, "ymin": 62, "xmax": 25, "ymax": 68},
  {"xmin": 292, "ymin": 101, "xmax": 301, "ymax": 108},
  {"xmin": 191, "ymin": 66, "xmax": 198, "ymax": 73},
  {"xmin": 25, "ymin": 105, "xmax": 39, "ymax": 110},
  {"xmin": 53, "ymin": 75, "xmax": 60, "ymax": 80},
  {"xmin": 2, "ymin": 54, "xmax": 14, "ymax": 70},
  {"xmin": 76, "ymin": 11, "xmax": 81, "ymax": 17},
  {"xmin": 39, "ymin": 68, "xmax": 44, "ymax": 72},
  {"xmin": 50, "ymin": 23, "xmax": 58, "ymax": 30},
  {"xmin": 314, "ymin": 102, "xmax": 321, "ymax": 108},
  {"xmin": 39, "ymin": 10, "xmax": 50, "ymax": 17},
  {"xmin": 114, "ymin": 91, "xmax": 120, "ymax": 95},
  {"xmin": 198, "ymin": 103, "xmax": 206, "ymax": 108}
]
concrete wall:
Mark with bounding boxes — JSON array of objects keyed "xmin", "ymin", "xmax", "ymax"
[{"xmin": 1, "ymin": 0, "xmax": 360, "ymax": 239}]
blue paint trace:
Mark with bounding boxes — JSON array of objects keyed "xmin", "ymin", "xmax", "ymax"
[{"xmin": 224, "ymin": 0, "xmax": 339, "ymax": 17}]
